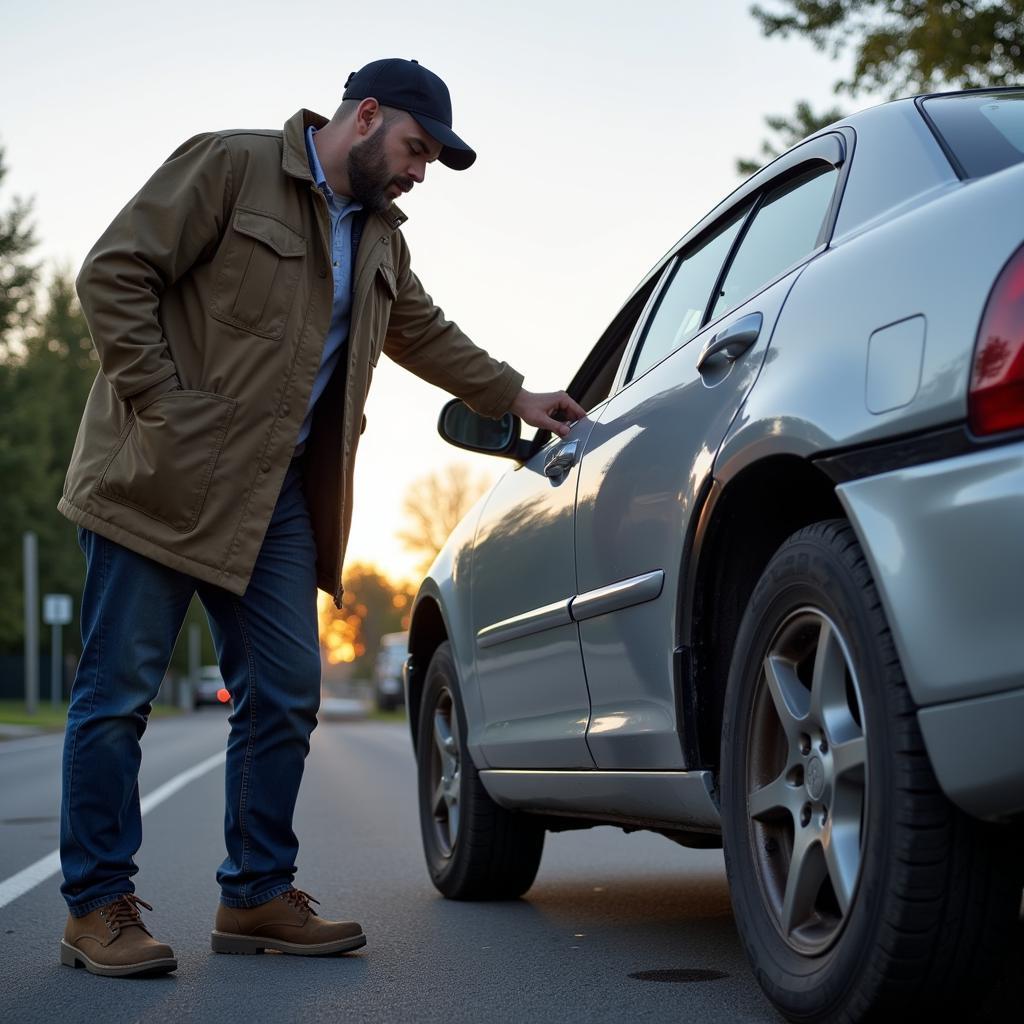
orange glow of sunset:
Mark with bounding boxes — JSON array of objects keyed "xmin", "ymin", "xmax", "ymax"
[{"xmin": 318, "ymin": 590, "xmax": 366, "ymax": 665}]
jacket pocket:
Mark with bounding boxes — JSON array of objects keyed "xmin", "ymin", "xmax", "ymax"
[
  {"xmin": 97, "ymin": 390, "xmax": 237, "ymax": 533},
  {"xmin": 369, "ymin": 262, "xmax": 397, "ymax": 365},
  {"xmin": 210, "ymin": 208, "xmax": 306, "ymax": 340}
]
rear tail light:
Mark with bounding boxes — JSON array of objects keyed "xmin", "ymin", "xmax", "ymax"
[
  {"xmin": 216, "ymin": 687, "xmax": 231, "ymax": 704},
  {"xmin": 969, "ymin": 243, "xmax": 1024, "ymax": 435}
]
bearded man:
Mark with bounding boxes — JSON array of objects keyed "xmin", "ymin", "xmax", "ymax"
[{"xmin": 57, "ymin": 57, "xmax": 584, "ymax": 977}]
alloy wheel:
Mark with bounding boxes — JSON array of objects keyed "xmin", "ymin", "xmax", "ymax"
[
  {"xmin": 429, "ymin": 686, "xmax": 461, "ymax": 858},
  {"xmin": 746, "ymin": 607, "xmax": 869, "ymax": 954}
]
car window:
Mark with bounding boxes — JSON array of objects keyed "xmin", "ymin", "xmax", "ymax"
[
  {"xmin": 710, "ymin": 165, "xmax": 837, "ymax": 322},
  {"xmin": 922, "ymin": 90, "xmax": 1024, "ymax": 178},
  {"xmin": 628, "ymin": 208, "xmax": 748, "ymax": 382},
  {"xmin": 571, "ymin": 271, "xmax": 663, "ymax": 410}
]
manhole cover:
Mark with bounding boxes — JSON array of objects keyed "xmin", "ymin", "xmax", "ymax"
[{"xmin": 629, "ymin": 969, "xmax": 729, "ymax": 983}]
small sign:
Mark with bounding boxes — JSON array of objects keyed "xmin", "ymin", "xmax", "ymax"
[{"xmin": 43, "ymin": 594, "xmax": 73, "ymax": 625}]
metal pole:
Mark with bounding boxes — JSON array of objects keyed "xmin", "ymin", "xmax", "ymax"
[
  {"xmin": 23, "ymin": 532, "xmax": 39, "ymax": 715},
  {"xmin": 51, "ymin": 622, "xmax": 62, "ymax": 707}
]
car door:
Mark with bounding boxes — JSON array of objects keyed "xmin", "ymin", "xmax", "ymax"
[
  {"xmin": 574, "ymin": 150, "xmax": 845, "ymax": 769},
  {"xmin": 468, "ymin": 282, "xmax": 660, "ymax": 771}
]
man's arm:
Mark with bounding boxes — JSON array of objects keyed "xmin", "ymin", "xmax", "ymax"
[
  {"xmin": 76, "ymin": 133, "xmax": 233, "ymax": 411},
  {"xmin": 382, "ymin": 235, "xmax": 584, "ymax": 436}
]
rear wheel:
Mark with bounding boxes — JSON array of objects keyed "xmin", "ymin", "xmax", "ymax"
[
  {"xmin": 721, "ymin": 520, "xmax": 1022, "ymax": 1022},
  {"xmin": 416, "ymin": 642, "xmax": 545, "ymax": 899}
]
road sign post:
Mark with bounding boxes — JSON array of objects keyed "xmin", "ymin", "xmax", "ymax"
[
  {"xmin": 43, "ymin": 594, "xmax": 73, "ymax": 708},
  {"xmin": 24, "ymin": 533, "xmax": 39, "ymax": 715}
]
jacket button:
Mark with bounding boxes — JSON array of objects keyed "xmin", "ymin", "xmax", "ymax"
[{"xmin": 261, "ymin": 462, "xmax": 271, "ymax": 473}]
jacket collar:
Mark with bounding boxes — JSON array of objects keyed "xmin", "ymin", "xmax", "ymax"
[{"xmin": 282, "ymin": 109, "xmax": 408, "ymax": 232}]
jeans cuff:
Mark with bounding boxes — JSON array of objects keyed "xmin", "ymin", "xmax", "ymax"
[
  {"xmin": 67, "ymin": 891, "xmax": 133, "ymax": 918},
  {"xmin": 218, "ymin": 882, "xmax": 292, "ymax": 910}
]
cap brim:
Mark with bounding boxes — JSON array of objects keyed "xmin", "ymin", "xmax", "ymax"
[{"xmin": 409, "ymin": 112, "xmax": 476, "ymax": 170}]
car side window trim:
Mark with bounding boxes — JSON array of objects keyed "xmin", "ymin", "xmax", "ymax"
[{"xmin": 617, "ymin": 132, "xmax": 851, "ymax": 389}]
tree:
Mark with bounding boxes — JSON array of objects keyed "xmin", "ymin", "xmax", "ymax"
[
  {"xmin": 753, "ymin": 0, "xmax": 1024, "ymax": 96},
  {"xmin": 318, "ymin": 564, "xmax": 415, "ymax": 678},
  {"xmin": 0, "ymin": 146, "xmax": 37, "ymax": 360},
  {"xmin": 736, "ymin": 101, "xmax": 846, "ymax": 176},
  {"xmin": 739, "ymin": 1, "xmax": 1024, "ymax": 172},
  {"xmin": 396, "ymin": 463, "xmax": 491, "ymax": 574},
  {"xmin": 0, "ymin": 268, "xmax": 98, "ymax": 656}
]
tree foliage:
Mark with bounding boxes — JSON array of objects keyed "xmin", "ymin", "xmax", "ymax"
[
  {"xmin": 319, "ymin": 563, "xmax": 414, "ymax": 678},
  {"xmin": 737, "ymin": 100, "xmax": 846, "ymax": 175},
  {"xmin": 753, "ymin": 0, "xmax": 1024, "ymax": 97},
  {"xmin": 0, "ymin": 147, "xmax": 103, "ymax": 659},
  {"xmin": 396, "ymin": 463, "xmax": 491, "ymax": 574},
  {"xmin": 0, "ymin": 147, "xmax": 37, "ymax": 359},
  {"xmin": 739, "ymin": 1, "xmax": 1024, "ymax": 174}
]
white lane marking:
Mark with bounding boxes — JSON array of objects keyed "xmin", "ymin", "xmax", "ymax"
[{"xmin": 0, "ymin": 748, "xmax": 226, "ymax": 910}]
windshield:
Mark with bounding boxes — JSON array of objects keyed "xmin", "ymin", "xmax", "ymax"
[{"xmin": 922, "ymin": 90, "xmax": 1024, "ymax": 178}]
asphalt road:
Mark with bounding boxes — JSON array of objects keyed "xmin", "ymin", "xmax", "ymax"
[{"xmin": 2, "ymin": 712, "xmax": 1021, "ymax": 1023}]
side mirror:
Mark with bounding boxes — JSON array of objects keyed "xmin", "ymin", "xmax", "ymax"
[{"xmin": 437, "ymin": 400, "xmax": 527, "ymax": 459}]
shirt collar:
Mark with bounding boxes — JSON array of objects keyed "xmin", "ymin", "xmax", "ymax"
[{"xmin": 305, "ymin": 125, "xmax": 361, "ymax": 213}]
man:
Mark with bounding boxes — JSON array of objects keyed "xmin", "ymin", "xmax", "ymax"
[{"xmin": 57, "ymin": 57, "xmax": 585, "ymax": 978}]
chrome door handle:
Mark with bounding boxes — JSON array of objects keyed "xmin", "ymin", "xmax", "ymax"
[
  {"xmin": 697, "ymin": 312, "xmax": 763, "ymax": 372},
  {"xmin": 544, "ymin": 440, "xmax": 578, "ymax": 478}
]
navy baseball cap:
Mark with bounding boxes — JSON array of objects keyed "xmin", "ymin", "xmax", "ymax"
[{"xmin": 343, "ymin": 58, "xmax": 476, "ymax": 171}]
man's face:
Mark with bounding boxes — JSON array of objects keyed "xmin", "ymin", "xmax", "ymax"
[{"xmin": 347, "ymin": 111, "xmax": 443, "ymax": 213}]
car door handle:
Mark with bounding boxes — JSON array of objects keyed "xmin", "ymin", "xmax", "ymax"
[
  {"xmin": 544, "ymin": 440, "xmax": 578, "ymax": 478},
  {"xmin": 697, "ymin": 312, "xmax": 763, "ymax": 373}
]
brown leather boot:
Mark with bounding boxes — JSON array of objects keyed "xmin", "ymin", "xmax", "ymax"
[
  {"xmin": 60, "ymin": 894, "xmax": 177, "ymax": 977},
  {"xmin": 211, "ymin": 888, "xmax": 366, "ymax": 956}
]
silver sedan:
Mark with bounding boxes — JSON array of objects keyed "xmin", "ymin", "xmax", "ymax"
[{"xmin": 404, "ymin": 87, "xmax": 1024, "ymax": 1023}]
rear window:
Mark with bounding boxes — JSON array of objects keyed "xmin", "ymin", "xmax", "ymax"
[{"xmin": 922, "ymin": 90, "xmax": 1024, "ymax": 178}]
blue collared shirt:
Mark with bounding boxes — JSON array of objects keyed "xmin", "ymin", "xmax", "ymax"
[{"xmin": 296, "ymin": 124, "xmax": 363, "ymax": 447}]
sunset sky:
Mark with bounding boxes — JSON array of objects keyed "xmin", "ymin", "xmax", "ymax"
[{"xmin": 3, "ymin": 0, "xmax": 870, "ymax": 582}]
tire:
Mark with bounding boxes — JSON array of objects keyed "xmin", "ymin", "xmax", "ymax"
[
  {"xmin": 720, "ymin": 519, "xmax": 1023, "ymax": 1023},
  {"xmin": 416, "ymin": 641, "xmax": 545, "ymax": 900}
]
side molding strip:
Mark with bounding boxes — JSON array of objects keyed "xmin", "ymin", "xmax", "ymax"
[
  {"xmin": 570, "ymin": 570, "xmax": 665, "ymax": 622},
  {"xmin": 475, "ymin": 571, "xmax": 666, "ymax": 649},
  {"xmin": 476, "ymin": 599, "xmax": 573, "ymax": 649}
]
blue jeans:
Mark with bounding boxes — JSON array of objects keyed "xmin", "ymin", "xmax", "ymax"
[{"xmin": 60, "ymin": 459, "xmax": 322, "ymax": 915}]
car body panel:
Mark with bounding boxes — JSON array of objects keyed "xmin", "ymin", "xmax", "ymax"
[
  {"xmin": 574, "ymin": 272, "xmax": 803, "ymax": 768},
  {"xmin": 469, "ymin": 416, "xmax": 600, "ymax": 768},
  {"xmin": 837, "ymin": 440, "xmax": 1024, "ymax": 707},
  {"xmin": 917, "ymin": 685, "xmax": 1024, "ymax": 820}
]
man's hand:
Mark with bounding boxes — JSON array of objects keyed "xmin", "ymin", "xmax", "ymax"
[{"xmin": 509, "ymin": 389, "xmax": 587, "ymax": 439}]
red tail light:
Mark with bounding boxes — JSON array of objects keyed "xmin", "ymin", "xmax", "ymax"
[
  {"xmin": 216, "ymin": 688, "xmax": 231, "ymax": 704},
  {"xmin": 969, "ymin": 244, "xmax": 1024, "ymax": 435}
]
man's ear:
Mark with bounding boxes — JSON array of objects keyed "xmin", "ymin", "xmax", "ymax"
[{"xmin": 355, "ymin": 98, "xmax": 380, "ymax": 137}]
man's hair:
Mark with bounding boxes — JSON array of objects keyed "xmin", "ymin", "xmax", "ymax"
[{"xmin": 331, "ymin": 99, "xmax": 403, "ymax": 129}]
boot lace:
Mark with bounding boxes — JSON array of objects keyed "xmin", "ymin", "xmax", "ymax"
[
  {"xmin": 100, "ymin": 894, "xmax": 152, "ymax": 934},
  {"xmin": 282, "ymin": 888, "xmax": 320, "ymax": 915}
]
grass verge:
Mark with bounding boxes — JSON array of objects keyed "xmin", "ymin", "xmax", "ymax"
[{"xmin": 0, "ymin": 700, "xmax": 181, "ymax": 730}]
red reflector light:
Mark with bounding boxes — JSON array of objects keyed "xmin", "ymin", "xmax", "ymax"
[
  {"xmin": 970, "ymin": 244, "xmax": 1024, "ymax": 435},
  {"xmin": 216, "ymin": 688, "xmax": 231, "ymax": 704}
]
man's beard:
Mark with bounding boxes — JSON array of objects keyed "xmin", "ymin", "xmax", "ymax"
[{"xmin": 347, "ymin": 127, "xmax": 413, "ymax": 214}]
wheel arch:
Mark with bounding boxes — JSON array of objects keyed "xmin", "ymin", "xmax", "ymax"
[
  {"xmin": 405, "ymin": 591, "xmax": 449, "ymax": 753},
  {"xmin": 682, "ymin": 454, "xmax": 845, "ymax": 773}
]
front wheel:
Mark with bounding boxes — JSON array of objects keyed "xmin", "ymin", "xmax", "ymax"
[
  {"xmin": 416, "ymin": 642, "xmax": 545, "ymax": 899},
  {"xmin": 721, "ymin": 520, "xmax": 1022, "ymax": 1022}
]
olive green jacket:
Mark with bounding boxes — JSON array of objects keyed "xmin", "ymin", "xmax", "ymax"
[{"xmin": 59, "ymin": 109, "xmax": 523, "ymax": 603}]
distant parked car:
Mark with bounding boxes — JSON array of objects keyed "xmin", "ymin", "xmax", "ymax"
[
  {"xmin": 375, "ymin": 632, "xmax": 408, "ymax": 711},
  {"xmin": 193, "ymin": 665, "xmax": 231, "ymax": 709},
  {"xmin": 404, "ymin": 88, "xmax": 1024, "ymax": 1023}
]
